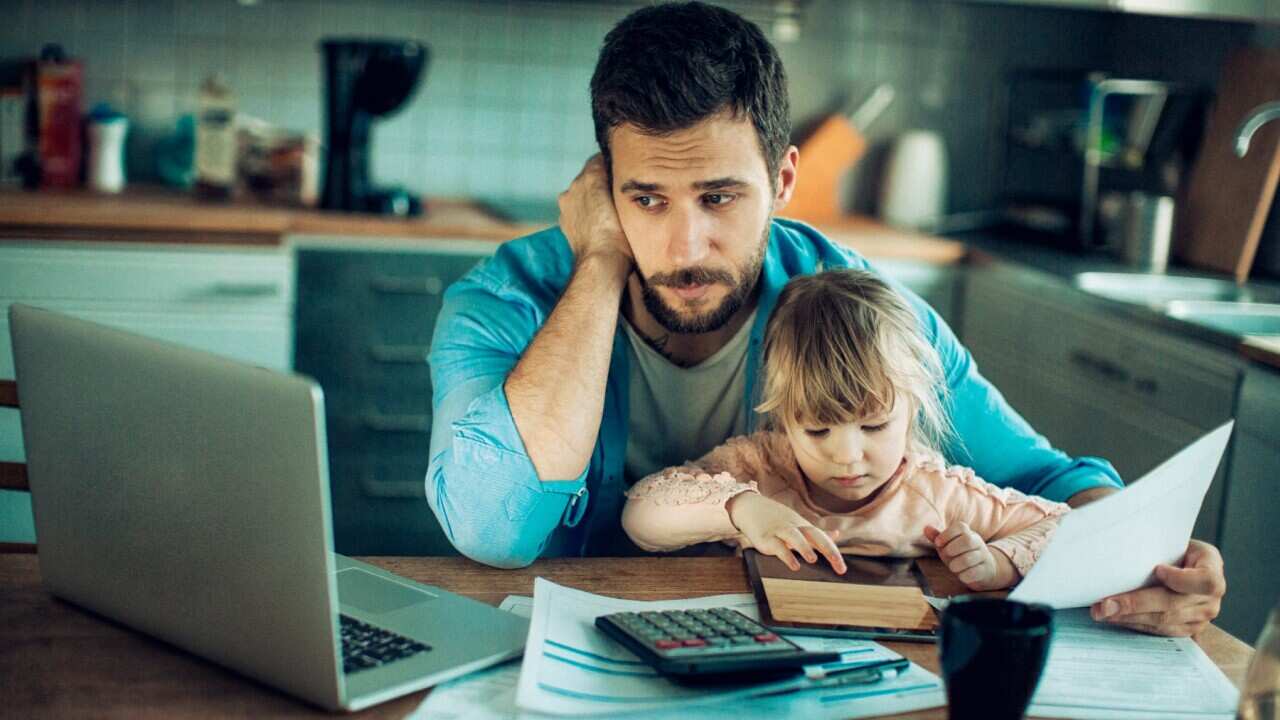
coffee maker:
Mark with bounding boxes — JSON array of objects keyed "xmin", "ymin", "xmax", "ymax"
[{"xmin": 320, "ymin": 39, "xmax": 427, "ymax": 216}]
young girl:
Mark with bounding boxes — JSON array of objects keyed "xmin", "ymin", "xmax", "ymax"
[{"xmin": 621, "ymin": 269, "xmax": 1068, "ymax": 591}]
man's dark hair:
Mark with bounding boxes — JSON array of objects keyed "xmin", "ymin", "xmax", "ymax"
[{"xmin": 590, "ymin": 2, "xmax": 791, "ymax": 182}]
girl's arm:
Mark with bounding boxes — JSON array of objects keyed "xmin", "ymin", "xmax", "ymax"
[
  {"xmin": 620, "ymin": 434, "xmax": 781, "ymax": 552},
  {"xmin": 621, "ymin": 465, "xmax": 758, "ymax": 552},
  {"xmin": 917, "ymin": 460, "xmax": 1069, "ymax": 589}
]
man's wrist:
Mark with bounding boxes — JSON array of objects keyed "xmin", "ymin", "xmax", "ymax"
[
  {"xmin": 1066, "ymin": 485, "xmax": 1118, "ymax": 509},
  {"xmin": 574, "ymin": 249, "xmax": 633, "ymax": 287}
]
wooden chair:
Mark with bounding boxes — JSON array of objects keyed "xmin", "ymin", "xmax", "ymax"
[{"xmin": 0, "ymin": 379, "xmax": 34, "ymax": 553}]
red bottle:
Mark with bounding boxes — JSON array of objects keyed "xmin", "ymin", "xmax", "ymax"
[{"xmin": 29, "ymin": 45, "xmax": 83, "ymax": 189}]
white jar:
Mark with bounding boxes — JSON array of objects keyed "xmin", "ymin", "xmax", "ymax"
[
  {"xmin": 879, "ymin": 130, "xmax": 948, "ymax": 231},
  {"xmin": 87, "ymin": 113, "xmax": 129, "ymax": 193}
]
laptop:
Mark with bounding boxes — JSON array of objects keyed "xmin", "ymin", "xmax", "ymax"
[{"xmin": 9, "ymin": 303, "xmax": 528, "ymax": 712}]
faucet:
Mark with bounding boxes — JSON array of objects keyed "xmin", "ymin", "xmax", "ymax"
[{"xmin": 1235, "ymin": 101, "xmax": 1280, "ymax": 157}]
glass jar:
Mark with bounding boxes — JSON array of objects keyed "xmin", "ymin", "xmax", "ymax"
[{"xmin": 1241, "ymin": 605, "xmax": 1280, "ymax": 720}]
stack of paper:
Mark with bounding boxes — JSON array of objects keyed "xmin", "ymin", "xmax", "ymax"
[
  {"xmin": 1027, "ymin": 608, "xmax": 1239, "ymax": 720},
  {"xmin": 411, "ymin": 581, "xmax": 945, "ymax": 719}
]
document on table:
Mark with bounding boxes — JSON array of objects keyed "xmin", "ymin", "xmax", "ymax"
[
  {"xmin": 1010, "ymin": 421, "xmax": 1233, "ymax": 609},
  {"xmin": 516, "ymin": 578, "xmax": 945, "ymax": 716},
  {"xmin": 411, "ymin": 582, "xmax": 944, "ymax": 719},
  {"xmin": 1027, "ymin": 608, "xmax": 1239, "ymax": 720}
]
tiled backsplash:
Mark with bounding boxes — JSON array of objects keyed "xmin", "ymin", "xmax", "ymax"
[{"xmin": 0, "ymin": 0, "xmax": 1265, "ymax": 214}]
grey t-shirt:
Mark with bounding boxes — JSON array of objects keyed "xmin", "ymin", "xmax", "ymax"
[{"xmin": 621, "ymin": 310, "xmax": 757, "ymax": 486}]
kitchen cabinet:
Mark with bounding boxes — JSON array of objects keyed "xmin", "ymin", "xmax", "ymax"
[
  {"xmin": 292, "ymin": 238, "xmax": 495, "ymax": 556},
  {"xmin": 0, "ymin": 241, "xmax": 295, "ymax": 543},
  {"xmin": 959, "ymin": 264, "xmax": 1243, "ymax": 544},
  {"xmin": 1217, "ymin": 366, "xmax": 1280, "ymax": 642},
  {"xmin": 964, "ymin": 0, "xmax": 1275, "ymax": 23}
]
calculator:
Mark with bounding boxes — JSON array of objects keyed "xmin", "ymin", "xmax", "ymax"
[{"xmin": 594, "ymin": 607, "xmax": 842, "ymax": 684}]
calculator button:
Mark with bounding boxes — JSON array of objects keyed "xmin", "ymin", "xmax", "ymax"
[
  {"xmin": 655, "ymin": 639, "xmax": 681, "ymax": 649},
  {"xmin": 705, "ymin": 637, "xmax": 730, "ymax": 646},
  {"xmin": 682, "ymin": 638, "xmax": 707, "ymax": 647},
  {"xmin": 729, "ymin": 635, "xmax": 755, "ymax": 644},
  {"xmin": 755, "ymin": 633, "xmax": 781, "ymax": 643}
]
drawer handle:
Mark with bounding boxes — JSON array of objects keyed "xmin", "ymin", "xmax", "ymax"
[
  {"xmin": 369, "ymin": 344, "xmax": 431, "ymax": 364},
  {"xmin": 358, "ymin": 468, "xmax": 427, "ymax": 499},
  {"xmin": 361, "ymin": 412, "xmax": 431, "ymax": 433},
  {"xmin": 1069, "ymin": 349, "xmax": 1130, "ymax": 384},
  {"xmin": 370, "ymin": 276, "xmax": 444, "ymax": 296},
  {"xmin": 209, "ymin": 281, "xmax": 282, "ymax": 298}
]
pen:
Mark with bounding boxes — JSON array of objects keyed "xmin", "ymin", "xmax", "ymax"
[
  {"xmin": 802, "ymin": 657, "xmax": 911, "ymax": 689},
  {"xmin": 758, "ymin": 657, "xmax": 912, "ymax": 698}
]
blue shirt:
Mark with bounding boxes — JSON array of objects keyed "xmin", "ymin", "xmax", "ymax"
[{"xmin": 426, "ymin": 219, "xmax": 1122, "ymax": 568}]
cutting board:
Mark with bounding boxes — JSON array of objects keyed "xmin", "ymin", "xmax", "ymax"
[
  {"xmin": 783, "ymin": 114, "xmax": 867, "ymax": 224},
  {"xmin": 1175, "ymin": 48, "xmax": 1280, "ymax": 283}
]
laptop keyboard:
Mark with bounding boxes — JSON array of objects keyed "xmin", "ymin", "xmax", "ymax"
[{"xmin": 340, "ymin": 614, "xmax": 431, "ymax": 675}]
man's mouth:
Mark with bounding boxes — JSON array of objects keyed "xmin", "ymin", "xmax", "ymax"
[
  {"xmin": 671, "ymin": 284, "xmax": 711, "ymax": 301},
  {"xmin": 832, "ymin": 475, "xmax": 870, "ymax": 487}
]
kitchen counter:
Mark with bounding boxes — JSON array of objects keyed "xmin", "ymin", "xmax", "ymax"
[
  {"xmin": 0, "ymin": 186, "xmax": 541, "ymax": 244},
  {"xmin": 0, "ymin": 187, "xmax": 967, "ymax": 264},
  {"xmin": 954, "ymin": 228, "xmax": 1280, "ymax": 371}
]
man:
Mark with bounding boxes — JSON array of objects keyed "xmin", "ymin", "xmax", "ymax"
[{"xmin": 426, "ymin": 2, "xmax": 1225, "ymax": 637}]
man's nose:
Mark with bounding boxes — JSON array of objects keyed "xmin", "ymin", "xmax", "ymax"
[{"xmin": 666, "ymin": 206, "xmax": 711, "ymax": 267}]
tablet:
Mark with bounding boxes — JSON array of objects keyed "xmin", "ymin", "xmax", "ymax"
[{"xmin": 744, "ymin": 549, "xmax": 940, "ymax": 643}]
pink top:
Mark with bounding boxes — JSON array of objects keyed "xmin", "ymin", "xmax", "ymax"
[{"xmin": 621, "ymin": 431, "xmax": 1069, "ymax": 577}]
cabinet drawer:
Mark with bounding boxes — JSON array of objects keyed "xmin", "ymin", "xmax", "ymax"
[
  {"xmin": 965, "ymin": 270, "xmax": 1239, "ymax": 428},
  {"xmin": 297, "ymin": 247, "xmax": 487, "ymax": 335},
  {"xmin": 330, "ymin": 452, "xmax": 430, "ymax": 499},
  {"xmin": 0, "ymin": 242, "xmax": 292, "ymax": 309},
  {"xmin": 327, "ymin": 457, "xmax": 456, "ymax": 556},
  {"xmin": 295, "ymin": 322, "xmax": 433, "ymax": 388},
  {"xmin": 320, "ymin": 381, "xmax": 433, "ymax": 459}
]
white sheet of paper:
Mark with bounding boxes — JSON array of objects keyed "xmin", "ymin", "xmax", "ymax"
[
  {"xmin": 513, "ymin": 579, "xmax": 945, "ymax": 717},
  {"xmin": 1009, "ymin": 422, "xmax": 1233, "ymax": 609},
  {"xmin": 1027, "ymin": 608, "xmax": 1239, "ymax": 719}
]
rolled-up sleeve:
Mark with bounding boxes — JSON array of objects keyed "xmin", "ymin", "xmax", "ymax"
[
  {"xmin": 426, "ymin": 277, "xmax": 588, "ymax": 569},
  {"xmin": 878, "ymin": 270, "xmax": 1124, "ymax": 504}
]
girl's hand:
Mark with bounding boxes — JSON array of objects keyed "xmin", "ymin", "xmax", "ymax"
[
  {"xmin": 924, "ymin": 522, "xmax": 1012, "ymax": 591},
  {"xmin": 727, "ymin": 492, "xmax": 847, "ymax": 574}
]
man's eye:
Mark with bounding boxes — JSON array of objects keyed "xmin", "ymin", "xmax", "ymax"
[
  {"xmin": 804, "ymin": 428, "xmax": 829, "ymax": 438},
  {"xmin": 636, "ymin": 196, "xmax": 664, "ymax": 209},
  {"xmin": 703, "ymin": 193, "xmax": 734, "ymax": 206},
  {"xmin": 862, "ymin": 422, "xmax": 888, "ymax": 433}
]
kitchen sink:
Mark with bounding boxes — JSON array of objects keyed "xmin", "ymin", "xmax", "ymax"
[
  {"xmin": 1165, "ymin": 301, "xmax": 1280, "ymax": 336},
  {"xmin": 1072, "ymin": 272, "xmax": 1278, "ymax": 306}
]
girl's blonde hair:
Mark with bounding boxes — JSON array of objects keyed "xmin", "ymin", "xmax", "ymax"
[{"xmin": 755, "ymin": 268, "xmax": 954, "ymax": 454}]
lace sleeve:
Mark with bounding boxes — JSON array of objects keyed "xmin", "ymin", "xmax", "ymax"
[{"xmin": 625, "ymin": 467, "xmax": 758, "ymax": 507}]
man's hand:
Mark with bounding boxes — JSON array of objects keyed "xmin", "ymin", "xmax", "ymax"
[
  {"xmin": 558, "ymin": 154, "xmax": 633, "ymax": 273},
  {"xmin": 1090, "ymin": 539, "xmax": 1226, "ymax": 637},
  {"xmin": 1066, "ymin": 487, "xmax": 1227, "ymax": 637},
  {"xmin": 727, "ymin": 492, "xmax": 846, "ymax": 574}
]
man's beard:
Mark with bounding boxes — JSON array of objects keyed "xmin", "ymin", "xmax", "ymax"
[{"xmin": 638, "ymin": 226, "xmax": 769, "ymax": 335}]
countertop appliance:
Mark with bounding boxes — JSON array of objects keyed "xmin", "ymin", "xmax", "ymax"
[
  {"xmin": 320, "ymin": 39, "xmax": 427, "ymax": 217},
  {"xmin": 996, "ymin": 69, "xmax": 1202, "ymax": 251}
]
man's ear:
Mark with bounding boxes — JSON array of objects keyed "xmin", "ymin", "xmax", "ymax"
[{"xmin": 772, "ymin": 145, "xmax": 800, "ymax": 210}]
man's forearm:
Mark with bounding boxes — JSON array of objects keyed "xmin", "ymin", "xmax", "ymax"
[
  {"xmin": 505, "ymin": 252, "xmax": 630, "ymax": 481},
  {"xmin": 1066, "ymin": 485, "xmax": 1117, "ymax": 508}
]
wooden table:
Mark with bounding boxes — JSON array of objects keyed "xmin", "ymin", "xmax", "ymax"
[{"xmin": 0, "ymin": 554, "xmax": 1254, "ymax": 718}]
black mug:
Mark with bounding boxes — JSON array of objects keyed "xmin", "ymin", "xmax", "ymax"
[{"xmin": 939, "ymin": 597, "xmax": 1054, "ymax": 720}]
